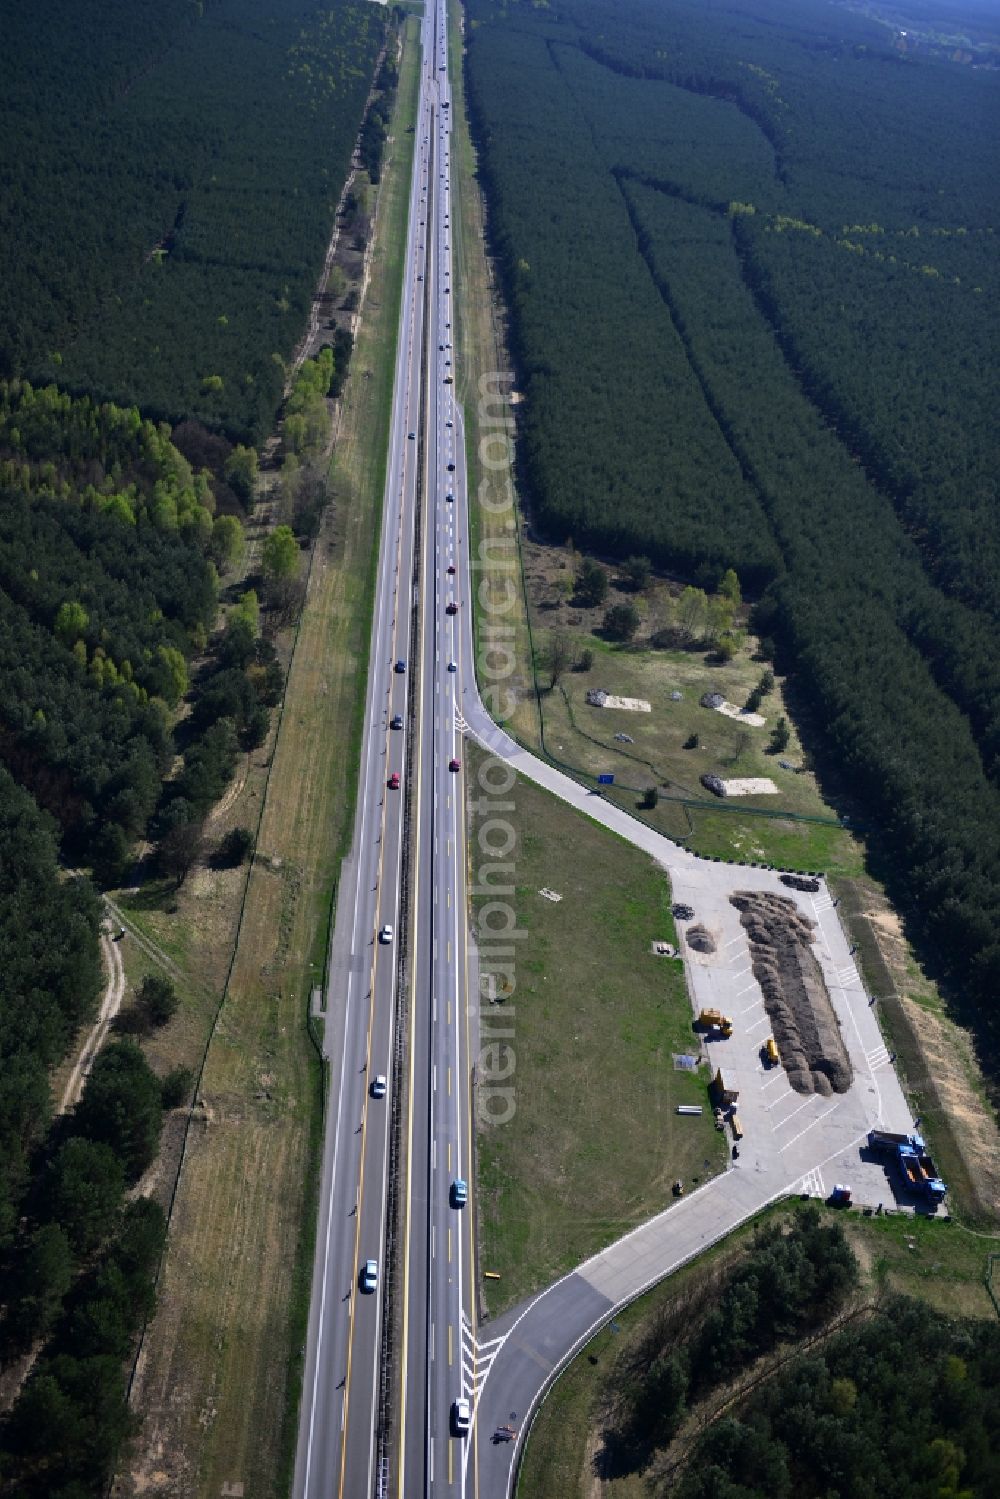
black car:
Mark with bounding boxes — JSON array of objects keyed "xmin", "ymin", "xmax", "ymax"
[{"xmin": 390, "ymin": 714, "xmax": 404, "ymax": 730}]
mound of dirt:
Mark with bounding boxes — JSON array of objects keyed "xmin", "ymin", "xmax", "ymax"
[
  {"xmin": 686, "ymin": 924, "xmax": 716, "ymax": 954},
  {"xmin": 730, "ymin": 891, "xmax": 852, "ymax": 1096}
]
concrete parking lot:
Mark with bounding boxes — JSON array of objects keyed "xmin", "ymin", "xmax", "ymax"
[{"xmin": 669, "ymin": 857, "xmax": 923, "ymax": 1210}]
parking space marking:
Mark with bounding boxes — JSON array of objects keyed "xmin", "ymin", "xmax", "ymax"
[
  {"xmin": 747, "ymin": 1016, "xmax": 770, "ymax": 1035},
  {"xmin": 770, "ymin": 1094, "xmax": 813, "ymax": 1129},
  {"xmin": 779, "ymin": 1101, "xmax": 840, "ymax": 1153}
]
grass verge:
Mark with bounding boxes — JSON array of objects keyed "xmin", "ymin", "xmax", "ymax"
[
  {"xmin": 449, "ymin": 0, "xmax": 536, "ymax": 724},
  {"xmin": 468, "ymin": 742, "xmax": 727, "ymax": 1316},
  {"xmin": 517, "ymin": 1198, "xmax": 999, "ymax": 1499},
  {"xmin": 115, "ymin": 21, "xmax": 422, "ymax": 1497}
]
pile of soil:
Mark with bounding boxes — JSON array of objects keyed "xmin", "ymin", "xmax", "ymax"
[
  {"xmin": 730, "ymin": 891, "xmax": 852, "ymax": 1096},
  {"xmin": 685, "ymin": 924, "xmax": 716, "ymax": 954}
]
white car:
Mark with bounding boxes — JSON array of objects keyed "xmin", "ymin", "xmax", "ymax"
[
  {"xmin": 451, "ymin": 1396, "xmax": 471, "ymax": 1435},
  {"xmin": 360, "ymin": 1259, "xmax": 378, "ymax": 1294},
  {"xmin": 370, "ymin": 1075, "xmax": 388, "ymax": 1099},
  {"xmin": 378, "ymin": 924, "xmax": 393, "ymax": 945}
]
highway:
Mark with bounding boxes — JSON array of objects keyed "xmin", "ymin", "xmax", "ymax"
[
  {"xmin": 396, "ymin": 6, "xmax": 479, "ymax": 1494},
  {"xmin": 293, "ymin": 0, "xmax": 920, "ymax": 1494},
  {"xmin": 293, "ymin": 0, "xmax": 475, "ymax": 1494}
]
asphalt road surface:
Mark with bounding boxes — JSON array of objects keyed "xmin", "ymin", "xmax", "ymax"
[{"xmin": 293, "ymin": 0, "xmax": 475, "ymax": 1494}]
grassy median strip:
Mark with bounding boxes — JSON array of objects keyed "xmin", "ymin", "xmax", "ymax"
[
  {"xmin": 468, "ymin": 743, "xmax": 727, "ymax": 1315},
  {"xmin": 119, "ymin": 22, "xmax": 422, "ymax": 1498}
]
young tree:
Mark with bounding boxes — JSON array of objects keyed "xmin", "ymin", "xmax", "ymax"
[
  {"xmin": 603, "ymin": 602, "xmax": 640, "ymax": 641},
  {"xmin": 138, "ymin": 974, "xmax": 178, "ymax": 1028},
  {"xmin": 160, "ymin": 1065, "xmax": 195, "ymax": 1110},
  {"xmin": 213, "ymin": 826, "xmax": 254, "ymax": 868},
  {"xmin": 54, "ymin": 600, "xmax": 89, "ymax": 646},
  {"xmin": 705, "ymin": 595, "xmax": 735, "ymax": 648},
  {"xmin": 73, "ymin": 1039, "xmax": 164, "ymax": 1183},
  {"xmin": 729, "ymin": 728, "xmax": 752, "ymax": 764},
  {"xmin": 575, "ymin": 558, "xmax": 609, "ymax": 608},
  {"xmin": 42, "ymin": 1138, "xmax": 125, "ymax": 1256},
  {"xmin": 769, "ymin": 717, "xmax": 791, "ymax": 754},
  {"xmin": 210, "ymin": 513, "xmax": 245, "ymax": 572},
  {"xmin": 90, "ymin": 822, "xmax": 131, "ymax": 888},
  {"xmin": 157, "ymin": 813, "xmax": 205, "ymax": 887},
  {"xmin": 676, "ymin": 586, "xmax": 708, "ymax": 643},
  {"xmin": 224, "ymin": 445, "xmax": 258, "ymax": 507},
  {"xmin": 538, "ymin": 633, "xmax": 573, "ymax": 689},
  {"xmin": 718, "ymin": 568, "xmax": 742, "ymax": 609},
  {"xmin": 239, "ymin": 702, "xmax": 271, "ymax": 752},
  {"xmin": 621, "ymin": 555, "xmax": 652, "ymax": 592},
  {"xmin": 715, "ymin": 630, "xmax": 743, "ymax": 662},
  {"xmin": 155, "ymin": 645, "xmax": 188, "ymax": 708},
  {"xmin": 262, "ymin": 524, "xmax": 299, "ymax": 582}
]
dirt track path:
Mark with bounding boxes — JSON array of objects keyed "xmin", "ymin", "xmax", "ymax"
[{"xmin": 59, "ymin": 927, "xmax": 126, "ymax": 1114}]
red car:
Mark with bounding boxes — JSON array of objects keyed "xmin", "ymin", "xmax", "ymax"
[
  {"xmin": 448, "ymin": 758, "xmax": 461, "ymax": 773},
  {"xmin": 446, "ymin": 601, "xmax": 458, "ymax": 615},
  {"xmin": 387, "ymin": 772, "xmax": 400, "ymax": 790}
]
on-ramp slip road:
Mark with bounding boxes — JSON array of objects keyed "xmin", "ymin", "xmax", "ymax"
[{"xmin": 294, "ymin": 0, "xmax": 924, "ymax": 1494}]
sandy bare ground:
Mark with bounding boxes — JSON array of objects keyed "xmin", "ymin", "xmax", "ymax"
[
  {"xmin": 720, "ymin": 777, "xmax": 778, "ymax": 797},
  {"xmin": 863, "ymin": 898, "xmax": 1000, "ymax": 1217},
  {"xmin": 713, "ymin": 699, "xmax": 766, "ymax": 727},
  {"xmin": 207, "ymin": 752, "xmax": 250, "ymax": 827},
  {"xmin": 59, "ymin": 925, "xmax": 126, "ymax": 1114}
]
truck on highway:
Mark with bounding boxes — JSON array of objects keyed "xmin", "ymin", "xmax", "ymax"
[
  {"xmin": 698, "ymin": 1008, "xmax": 733, "ymax": 1039},
  {"xmin": 867, "ymin": 1129, "xmax": 947, "ymax": 1205}
]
